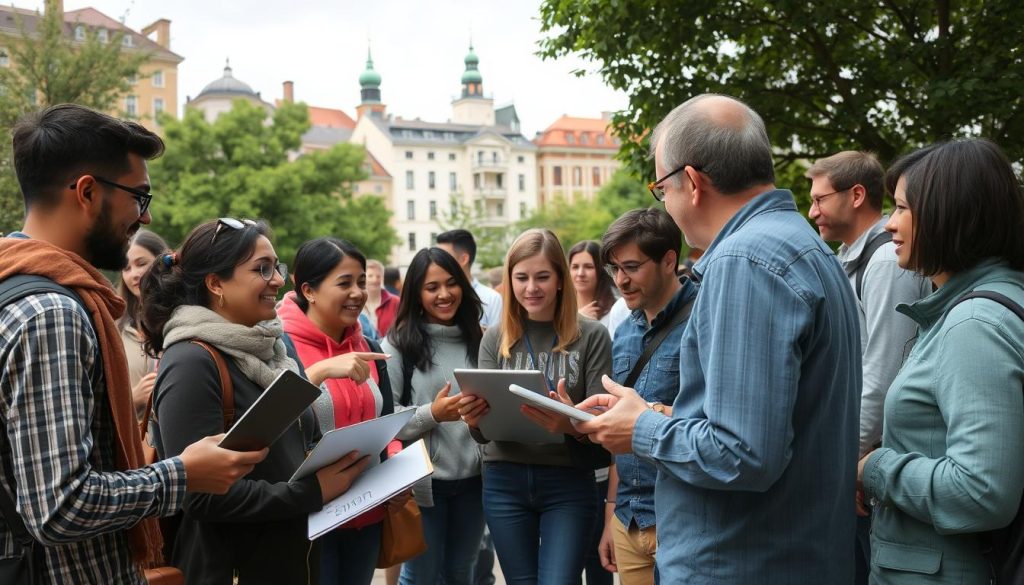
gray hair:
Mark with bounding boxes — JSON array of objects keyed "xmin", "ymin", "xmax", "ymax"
[{"xmin": 650, "ymin": 94, "xmax": 775, "ymax": 195}]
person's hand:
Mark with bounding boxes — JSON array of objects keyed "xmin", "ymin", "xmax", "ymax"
[
  {"xmin": 457, "ymin": 395, "xmax": 490, "ymax": 429},
  {"xmin": 132, "ymin": 372, "xmax": 157, "ymax": 415},
  {"xmin": 430, "ymin": 383, "xmax": 462, "ymax": 422},
  {"xmin": 575, "ymin": 376, "xmax": 649, "ymax": 454},
  {"xmin": 856, "ymin": 450, "xmax": 874, "ymax": 516},
  {"xmin": 316, "ymin": 451, "xmax": 372, "ymax": 504},
  {"xmin": 521, "ymin": 379, "xmax": 579, "ymax": 435},
  {"xmin": 579, "ymin": 301, "xmax": 601, "ymax": 320},
  {"xmin": 309, "ymin": 352, "xmax": 389, "ymax": 385},
  {"xmin": 598, "ymin": 509, "xmax": 618, "ymax": 572},
  {"xmin": 179, "ymin": 435, "xmax": 269, "ymax": 494}
]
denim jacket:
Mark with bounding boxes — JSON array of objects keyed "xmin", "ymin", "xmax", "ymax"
[
  {"xmin": 632, "ymin": 189, "xmax": 861, "ymax": 584},
  {"xmin": 612, "ymin": 281, "xmax": 697, "ymax": 530}
]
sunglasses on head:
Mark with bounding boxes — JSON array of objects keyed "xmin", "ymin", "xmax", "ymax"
[{"xmin": 211, "ymin": 217, "xmax": 257, "ymax": 245}]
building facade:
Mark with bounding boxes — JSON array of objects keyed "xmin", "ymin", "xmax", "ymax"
[
  {"xmin": 534, "ymin": 114, "xmax": 621, "ymax": 207},
  {"xmin": 0, "ymin": 2, "xmax": 183, "ymax": 131}
]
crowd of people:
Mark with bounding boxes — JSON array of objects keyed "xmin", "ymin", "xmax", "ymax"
[{"xmin": 0, "ymin": 94, "xmax": 1022, "ymax": 585}]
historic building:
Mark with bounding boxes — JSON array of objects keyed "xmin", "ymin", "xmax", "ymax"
[
  {"xmin": 533, "ymin": 113, "xmax": 622, "ymax": 207},
  {"xmin": 186, "ymin": 60, "xmax": 273, "ymax": 122}
]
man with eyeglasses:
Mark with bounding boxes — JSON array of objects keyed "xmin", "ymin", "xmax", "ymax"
[
  {"xmin": 0, "ymin": 104, "xmax": 268, "ymax": 584},
  {"xmin": 806, "ymin": 151, "xmax": 930, "ymax": 584},
  {"xmin": 576, "ymin": 94, "xmax": 860, "ymax": 584},
  {"xmin": 595, "ymin": 208, "xmax": 696, "ymax": 585}
]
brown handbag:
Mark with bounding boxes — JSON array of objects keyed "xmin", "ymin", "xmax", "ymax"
[
  {"xmin": 376, "ymin": 497, "xmax": 427, "ymax": 568},
  {"xmin": 139, "ymin": 340, "xmax": 234, "ymax": 585}
]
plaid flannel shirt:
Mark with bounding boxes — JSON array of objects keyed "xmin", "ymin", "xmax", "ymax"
[{"xmin": 0, "ymin": 292, "xmax": 186, "ymax": 584}]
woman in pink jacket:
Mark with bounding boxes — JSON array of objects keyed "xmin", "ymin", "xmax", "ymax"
[{"xmin": 278, "ymin": 236, "xmax": 404, "ymax": 585}]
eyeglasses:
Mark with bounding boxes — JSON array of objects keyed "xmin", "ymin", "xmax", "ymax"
[
  {"xmin": 809, "ymin": 186, "xmax": 853, "ymax": 208},
  {"xmin": 256, "ymin": 261, "xmax": 288, "ymax": 282},
  {"xmin": 68, "ymin": 176, "xmax": 153, "ymax": 216},
  {"xmin": 648, "ymin": 164, "xmax": 702, "ymax": 202},
  {"xmin": 604, "ymin": 258, "xmax": 652, "ymax": 278},
  {"xmin": 211, "ymin": 217, "xmax": 257, "ymax": 245}
]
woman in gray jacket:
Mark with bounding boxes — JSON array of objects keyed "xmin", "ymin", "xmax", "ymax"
[{"xmin": 383, "ymin": 247, "xmax": 484, "ymax": 585}]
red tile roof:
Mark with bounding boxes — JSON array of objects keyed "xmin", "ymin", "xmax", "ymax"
[
  {"xmin": 308, "ymin": 106, "xmax": 355, "ymax": 129},
  {"xmin": 534, "ymin": 115, "xmax": 619, "ymax": 149}
]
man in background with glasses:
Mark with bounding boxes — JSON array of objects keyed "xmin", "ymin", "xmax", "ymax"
[
  {"xmin": 595, "ymin": 208, "xmax": 696, "ymax": 585},
  {"xmin": 806, "ymin": 151, "xmax": 930, "ymax": 584},
  {"xmin": 577, "ymin": 94, "xmax": 860, "ymax": 584},
  {"xmin": 0, "ymin": 104, "xmax": 267, "ymax": 584}
]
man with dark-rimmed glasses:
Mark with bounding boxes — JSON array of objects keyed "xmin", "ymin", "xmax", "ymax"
[
  {"xmin": 0, "ymin": 104, "xmax": 267, "ymax": 583},
  {"xmin": 575, "ymin": 94, "xmax": 861, "ymax": 585},
  {"xmin": 806, "ymin": 151, "xmax": 930, "ymax": 585}
]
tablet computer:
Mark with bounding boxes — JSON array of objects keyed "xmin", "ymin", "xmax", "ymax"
[
  {"xmin": 453, "ymin": 369, "xmax": 562, "ymax": 444},
  {"xmin": 219, "ymin": 369, "xmax": 322, "ymax": 452},
  {"xmin": 508, "ymin": 384, "xmax": 595, "ymax": 422},
  {"xmin": 290, "ymin": 409, "xmax": 415, "ymax": 482}
]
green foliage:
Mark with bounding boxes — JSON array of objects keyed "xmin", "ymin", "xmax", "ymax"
[
  {"xmin": 438, "ymin": 195, "xmax": 516, "ymax": 269},
  {"xmin": 517, "ymin": 168, "xmax": 656, "ymax": 251},
  {"xmin": 149, "ymin": 100, "xmax": 397, "ymax": 265},
  {"xmin": 538, "ymin": 0, "xmax": 1024, "ymax": 183},
  {"xmin": 0, "ymin": 1, "xmax": 147, "ymax": 233}
]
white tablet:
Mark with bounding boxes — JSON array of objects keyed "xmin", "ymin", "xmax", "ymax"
[
  {"xmin": 289, "ymin": 409, "xmax": 415, "ymax": 482},
  {"xmin": 508, "ymin": 384, "xmax": 595, "ymax": 422},
  {"xmin": 453, "ymin": 369, "xmax": 562, "ymax": 444}
]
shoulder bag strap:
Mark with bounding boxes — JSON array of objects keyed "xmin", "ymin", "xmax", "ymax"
[
  {"xmin": 623, "ymin": 297, "xmax": 695, "ymax": 389},
  {"xmin": 851, "ymin": 231, "xmax": 893, "ymax": 300},
  {"xmin": 400, "ymin": 355, "xmax": 415, "ymax": 408},
  {"xmin": 189, "ymin": 340, "xmax": 235, "ymax": 431},
  {"xmin": 954, "ymin": 290, "xmax": 1024, "ymax": 321}
]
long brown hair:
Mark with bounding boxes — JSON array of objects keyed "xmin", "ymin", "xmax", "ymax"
[
  {"xmin": 117, "ymin": 229, "xmax": 169, "ymax": 331},
  {"xmin": 499, "ymin": 229, "xmax": 579, "ymax": 358},
  {"xmin": 568, "ymin": 240, "xmax": 616, "ymax": 320}
]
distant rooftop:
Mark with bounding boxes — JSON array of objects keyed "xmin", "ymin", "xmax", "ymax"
[{"xmin": 534, "ymin": 114, "xmax": 620, "ymax": 149}]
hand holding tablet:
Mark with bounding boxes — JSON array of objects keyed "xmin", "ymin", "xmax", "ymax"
[{"xmin": 509, "ymin": 384, "xmax": 596, "ymax": 422}]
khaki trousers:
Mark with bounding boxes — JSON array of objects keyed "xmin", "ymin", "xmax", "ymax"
[{"xmin": 611, "ymin": 515, "xmax": 657, "ymax": 585}]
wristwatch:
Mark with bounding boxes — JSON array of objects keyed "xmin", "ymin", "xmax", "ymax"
[{"xmin": 648, "ymin": 402, "xmax": 668, "ymax": 415}]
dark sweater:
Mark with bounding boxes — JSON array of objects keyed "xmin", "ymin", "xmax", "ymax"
[{"xmin": 153, "ymin": 341, "xmax": 322, "ymax": 585}]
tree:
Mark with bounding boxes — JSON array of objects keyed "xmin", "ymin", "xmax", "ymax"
[
  {"xmin": 148, "ymin": 100, "xmax": 397, "ymax": 265},
  {"xmin": 539, "ymin": 1, "xmax": 1024, "ymax": 180},
  {"xmin": 0, "ymin": 0, "xmax": 147, "ymax": 233}
]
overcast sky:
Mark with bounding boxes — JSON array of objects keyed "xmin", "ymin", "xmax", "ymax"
[{"xmin": 26, "ymin": 0, "xmax": 628, "ymax": 137}]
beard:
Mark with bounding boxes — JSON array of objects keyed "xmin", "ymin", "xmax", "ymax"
[{"xmin": 85, "ymin": 199, "xmax": 138, "ymax": 271}]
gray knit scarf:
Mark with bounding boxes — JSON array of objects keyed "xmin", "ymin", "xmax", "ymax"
[{"xmin": 163, "ymin": 305, "xmax": 298, "ymax": 388}]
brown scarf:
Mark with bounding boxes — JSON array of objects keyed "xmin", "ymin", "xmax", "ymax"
[{"xmin": 0, "ymin": 237, "xmax": 164, "ymax": 565}]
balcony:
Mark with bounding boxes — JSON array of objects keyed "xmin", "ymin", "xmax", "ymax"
[
  {"xmin": 475, "ymin": 187, "xmax": 507, "ymax": 200},
  {"xmin": 472, "ymin": 159, "xmax": 508, "ymax": 171}
]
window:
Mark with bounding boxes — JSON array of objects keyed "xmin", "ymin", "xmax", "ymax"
[
  {"xmin": 406, "ymin": 170, "xmax": 414, "ymax": 189},
  {"xmin": 128, "ymin": 73, "xmax": 138, "ymax": 85},
  {"xmin": 518, "ymin": 174, "xmax": 525, "ymax": 192},
  {"xmin": 97, "ymin": 28, "xmax": 108, "ymax": 43},
  {"xmin": 496, "ymin": 174, "xmax": 503, "ymax": 189},
  {"xmin": 539, "ymin": 167, "xmax": 545, "ymax": 187},
  {"xmin": 517, "ymin": 156, "xmax": 524, "ymax": 164},
  {"xmin": 353, "ymin": 183, "xmax": 360, "ymax": 193},
  {"xmin": 448, "ymin": 153, "xmax": 456, "ymax": 161},
  {"xmin": 122, "ymin": 34, "xmax": 133, "ymax": 47},
  {"xmin": 428, "ymin": 171, "xmax": 436, "ymax": 190},
  {"xmin": 429, "ymin": 200, "xmax": 437, "ymax": 219},
  {"xmin": 596, "ymin": 135, "xmax": 605, "ymax": 145},
  {"xmin": 580, "ymin": 133, "xmax": 589, "ymax": 144},
  {"xmin": 405, "ymin": 151, "xmax": 413, "ymax": 160},
  {"xmin": 592, "ymin": 167, "xmax": 602, "ymax": 187},
  {"xmin": 126, "ymin": 95, "xmax": 138, "ymax": 117},
  {"xmin": 565, "ymin": 132, "xmax": 575, "ymax": 144},
  {"xmin": 0, "ymin": 49, "xmax": 8, "ymax": 68},
  {"xmin": 75, "ymin": 26, "xmax": 86, "ymax": 41},
  {"xmin": 428, "ymin": 152, "xmax": 435, "ymax": 160},
  {"xmin": 424, "ymin": 131, "xmax": 435, "ymax": 139},
  {"xmin": 408, "ymin": 232, "xmax": 417, "ymax": 251},
  {"xmin": 492, "ymin": 152, "xmax": 498, "ymax": 163},
  {"xmin": 152, "ymin": 70, "xmax": 164, "ymax": 88},
  {"xmin": 430, "ymin": 232, "xmax": 438, "ymax": 243},
  {"xmin": 496, "ymin": 202, "xmax": 504, "ymax": 217},
  {"xmin": 374, "ymin": 184, "xmax": 382, "ymax": 194},
  {"xmin": 473, "ymin": 174, "xmax": 481, "ymax": 189},
  {"xmin": 553, "ymin": 166, "xmax": 563, "ymax": 186},
  {"xmin": 520, "ymin": 202, "xmax": 527, "ymax": 218},
  {"xmin": 477, "ymin": 151, "xmax": 484, "ymax": 163},
  {"xmin": 449, "ymin": 172, "xmax": 457, "ymax": 192},
  {"xmin": 573, "ymin": 167, "xmax": 583, "ymax": 186},
  {"xmin": 450, "ymin": 200, "xmax": 459, "ymax": 217},
  {"xmin": 153, "ymin": 97, "xmax": 165, "ymax": 116},
  {"xmin": 407, "ymin": 200, "xmax": 416, "ymax": 220}
]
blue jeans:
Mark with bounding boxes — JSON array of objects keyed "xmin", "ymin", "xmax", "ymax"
[
  {"xmin": 482, "ymin": 462, "xmax": 597, "ymax": 585},
  {"xmin": 401, "ymin": 476, "xmax": 485, "ymax": 585},
  {"xmin": 320, "ymin": 521, "xmax": 382, "ymax": 585}
]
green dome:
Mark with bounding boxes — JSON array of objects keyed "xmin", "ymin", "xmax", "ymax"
[
  {"xmin": 461, "ymin": 69, "xmax": 483, "ymax": 84},
  {"xmin": 359, "ymin": 49, "xmax": 381, "ymax": 88},
  {"xmin": 464, "ymin": 46, "xmax": 479, "ymax": 66}
]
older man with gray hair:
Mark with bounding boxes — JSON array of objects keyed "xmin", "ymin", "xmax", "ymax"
[{"xmin": 576, "ymin": 94, "xmax": 860, "ymax": 584}]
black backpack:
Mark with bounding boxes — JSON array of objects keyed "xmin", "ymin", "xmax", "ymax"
[
  {"xmin": 954, "ymin": 290, "xmax": 1024, "ymax": 584},
  {"xmin": 846, "ymin": 231, "xmax": 893, "ymax": 300}
]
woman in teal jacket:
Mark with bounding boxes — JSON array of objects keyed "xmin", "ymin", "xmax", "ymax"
[{"xmin": 857, "ymin": 139, "xmax": 1024, "ymax": 584}]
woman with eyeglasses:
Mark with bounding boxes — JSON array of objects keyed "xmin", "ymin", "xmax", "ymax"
[
  {"xmin": 568, "ymin": 240, "xmax": 618, "ymax": 329},
  {"xmin": 459, "ymin": 228, "xmax": 612, "ymax": 585},
  {"xmin": 381, "ymin": 247, "xmax": 484, "ymax": 585},
  {"xmin": 277, "ymin": 236, "xmax": 405, "ymax": 585},
  {"xmin": 117, "ymin": 229, "xmax": 169, "ymax": 421},
  {"xmin": 140, "ymin": 219, "xmax": 369, "ymax": 584},
  {"xmin": 855, "ymin": 140, "xmax": 1024, "ymax": 584}
]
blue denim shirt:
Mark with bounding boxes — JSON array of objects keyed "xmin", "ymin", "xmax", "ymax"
[
  {"xmin": 632, "ymin": 189, "xmax": 861, "ymax": 584},
  {"xmin": 612, "ymin": 280, "xmax": 696, "ymax": 530}
]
